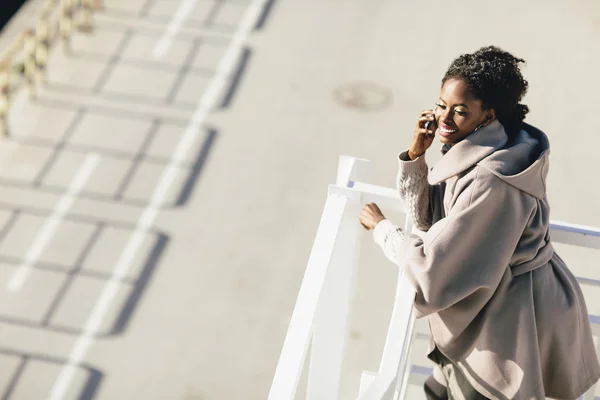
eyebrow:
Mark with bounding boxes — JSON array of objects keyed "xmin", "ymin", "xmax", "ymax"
[{"xmin": 438, "ymin": 98, "xmax": 470, "ymax": 109}]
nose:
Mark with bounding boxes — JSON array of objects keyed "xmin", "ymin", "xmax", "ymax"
[{"xmin": 439, "ymin": 109, "xmax": 455, "ymax": 126}]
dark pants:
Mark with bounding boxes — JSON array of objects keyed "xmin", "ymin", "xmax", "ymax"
[{"xmin": 424, "ymin": 372, "xmax": 449, "ymax": 400}]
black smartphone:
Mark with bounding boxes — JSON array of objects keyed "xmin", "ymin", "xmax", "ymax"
[{"xmin": 424, "ymin": 115, "xmax": 437, "ymax": 137}]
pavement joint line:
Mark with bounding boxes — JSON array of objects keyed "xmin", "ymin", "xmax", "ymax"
[
  {"xmin": 40, "ymin": 222, "xmax": 106, "ymax": 326},
  {"xmin": 63, "ymin": 49, "xmax": 217, "ymax": 76},
  {"xmin": 1, "ymin": 355, "xmax": 28, "ymax": 400},
  {"xmin": 47, "ymin": 0, "xmax": 269, "ymax": 398},
  {"xmin": 0, "ymin": 178, "xmax": 151, "ymax": 209},
  {"xmin": 113, "ymin": 118, "xmax": 162, "ymax": 200},
  {"xmin": 205, "ymin": 0, "xmax": 226, "ymax": 27},
  {"xmin": 165, "ymin": 38, "xmax": 203, "ymax": 104},
  {"xmin": 153, "ymin": 0, "xmax": 200, "ymax": 58},
  {"xmin": 0, "ymin": 252, "xmax": 138, "ymax": 286},
  {"xmin": 6, "ymin": 154, "xmax": 101, "ymax": 293},
  {"xmin": 36, "ymin": 87, "xmax": 196, "ymax": 124},
  {"xmin": 0, "ymin": 210, "xmax": 20, "ymax": 245},
  {"xmin": 95, "ymin": 16, "xmax": 236, "ymax": 43},
  {"xmin": 0, "ymin": 201, "xmax": 144, "ymax": 231},
  {"xmin": 33, "ymin": 108, "xmax": 87, "ymax": 187},
  {"xmin": 44, "ymin": 83, "xmax": 201, "ymax": 110},
  {"xmin": 92, "ymin": 30, "xmax": 135, "ymax": 94},
  {"xmin": 138, "ymin": 0, "xmax": 156, "ymax": 17}
]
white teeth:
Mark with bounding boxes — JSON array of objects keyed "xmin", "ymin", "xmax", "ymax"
[{"xmin": 440, "ymin": 127, "xmax": 458, "ymax": 133}]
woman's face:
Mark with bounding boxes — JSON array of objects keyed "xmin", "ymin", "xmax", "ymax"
[{"xmin": 434, "ymin": 78, "xmax": 495, "ymax": 145}]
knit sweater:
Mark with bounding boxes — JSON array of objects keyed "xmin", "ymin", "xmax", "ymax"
[{"xmin": 373, "ymin": 150, "xmax": 431, "ymax": 261}]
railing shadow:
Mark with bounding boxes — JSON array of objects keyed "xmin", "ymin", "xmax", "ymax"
[
  {"xmin": 0, "ymin": 348, "xmax": 104, "ymax": 400},
  {"xmin": 0, "ymin": 225, "xmax": 169, "ymax": 339}
]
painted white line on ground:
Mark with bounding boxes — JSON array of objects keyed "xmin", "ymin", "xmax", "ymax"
[
  {"xmin": 7, "ymin": 154, "xmax": 100, "ymax": 293},
  {"xmin": 47, "ymin": 1, "xmax": 268, "ymax": 399},
  {"xmin": 153, "ymin": 0, "xmax": 199, "ymax": 58}
]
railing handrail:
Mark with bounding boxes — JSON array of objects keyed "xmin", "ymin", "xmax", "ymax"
[
  {"xmin": 549, "ymin": 221, "xmax": 600, "ymax": 237},
  {"xmin": 351, "ymin": 181, "xmax": 600, "ymax": 239}
]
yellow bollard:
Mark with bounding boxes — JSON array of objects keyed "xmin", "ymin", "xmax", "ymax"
[
  {"xmin": 78, "ymin": 0, "xmax": 94, "ymax": 33},
  {"xmin": 0, "ymin": 67, "xmax": 10, "ymax": 136},
  {"xmin": 60, "ymin": 0, "xmax": 73, "ymax": 49},
  {"xmin": 35, "ymin": 17, "xmax": 50, "ymax": 84},
  {"xmin": 23, "ymin": 29, "xmax": 37, "ymax": 99}
]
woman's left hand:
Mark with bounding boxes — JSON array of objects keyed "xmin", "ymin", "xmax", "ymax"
[{"xmin": 359, "ymin": 203, "xmax": 386, "ymax": 230}]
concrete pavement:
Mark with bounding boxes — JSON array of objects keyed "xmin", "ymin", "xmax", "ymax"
[{"xmin": 0, "ymin": 0, "xmax": 599, "ymax": 399}]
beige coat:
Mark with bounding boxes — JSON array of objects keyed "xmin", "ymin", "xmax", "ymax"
[{"xmin": 389, "ymin": 120, "xmax": 600, "ymax": 399}]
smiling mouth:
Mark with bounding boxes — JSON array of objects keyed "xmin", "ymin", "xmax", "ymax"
[
  {"xmin": 440, "ymin": 126, "xmax": 458, "ymax": 134},
  {"xmin": 439, "ymin": 126, "xmax": 459, "ymax": 137}
]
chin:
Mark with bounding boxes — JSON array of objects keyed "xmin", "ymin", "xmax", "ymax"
[{"xmin": 439, "ymin": 131, "xmax": 468, "ymax": 145}]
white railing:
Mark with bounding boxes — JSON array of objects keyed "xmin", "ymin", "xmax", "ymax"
[{"xmin": 268, "ymin": 155, "xmax": 600, "ymax": 400}]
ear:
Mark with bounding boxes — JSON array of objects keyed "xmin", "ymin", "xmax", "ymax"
[{"xmin": 483, "ymin": 109, "xmax": 496, "ymax": 126}]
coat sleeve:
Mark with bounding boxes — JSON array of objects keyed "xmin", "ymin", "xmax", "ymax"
[
  {"xmin": 398, "ymin": 168, "xmax": 533, "ymax": 319},
  {"xmin": 397, "ymin": 151, "xmax": 443, "ymax": 231}
]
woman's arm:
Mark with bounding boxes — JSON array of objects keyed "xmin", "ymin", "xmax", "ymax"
[
  {"xmin": 397, "ymin": 109, "xmax": 445, "ymax": 231},
  {"xmin": 377, "ymin": 168, "xmax": 532, "ymax": 320},
  {"xmin": 373, "ymin": 219, "xmax": 408, "ymax": 264},
  {"xmin": 397, "ymin": 150, "xmax": 434, "ymax": 230}
]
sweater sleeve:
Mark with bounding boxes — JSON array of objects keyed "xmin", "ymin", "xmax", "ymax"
[
  {"xmin": 372, "ymin": 219, "xmax": 408, "ymax": 264},
  {"xmin": 396, "ymin": 151, "xmax": 433, "ymax": 231},
  {"xmin": 396, "ymin": 169, "xmax": 531, "ymax": 319}
]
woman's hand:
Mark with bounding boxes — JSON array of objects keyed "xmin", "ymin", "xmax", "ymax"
[
  {"xmin": 408, "ymin": 109, "xmax": 436, "ymax": 160},
  {"xmin": 359, "ymin": 203, "xmax": 386, "ymax": 230}
]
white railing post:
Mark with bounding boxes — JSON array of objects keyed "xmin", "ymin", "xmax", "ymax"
[
  {"xmin": 306, "ymin": 191, "xmax": 361, "ymax": 399},
  {"xmin": 268, "ymin": 193, "xmax": 348, "ymax": 400},
  {"xmin": 394, "ymin": 219, "xmax": 417, "ymax": 400},
  {"xmin": 336, "ymin": 155, "xmax": 371, "ymax": 188},
  {"xmin": 306, "ymin": 156, "xmax": 370, "ymax": 399},
  {"xmin": 357, "ymin": 214, "xmax": 417, "ymax": 400}
]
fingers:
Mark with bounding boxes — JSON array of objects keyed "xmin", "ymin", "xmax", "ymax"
[
  {"xmin": 411, "ymin": 109, "xmax": 437, "ymax": 158},
  {"xmin": 360, "ymin": 204, "xmax": 383, "ymax": 218},
  {"xmin": 359, "ymin": 208, "xmax": 371, "ymax": 230},
  {"xmin": 371, "ymin": 203, "xmax": 382, "ymax": 213},
  {"xmin": 359, "ymin": 203, "xmax": 383, "ymax": 231},
  {"xmin": 361, "ymin": 203, "xmax": 380, "ymax": 212},
  {"xmin": 359, "ymin": 206, "xmax": 372, "ymax": 219},
  {"xmin": 420, "ymin": 110, "xmax": 436, "ymax": 121},
  {"xmin": 417, "ymin": 114, "xmax": 436, "ymax": 129}
]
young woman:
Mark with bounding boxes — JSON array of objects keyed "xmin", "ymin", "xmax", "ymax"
[{"xmin": 359, "ymin": 46, "xmax": 600, "ymax": 399}]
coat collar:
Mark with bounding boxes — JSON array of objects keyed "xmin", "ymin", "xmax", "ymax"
[{"xmin": 428, "ymin": 119, "xmax": 508, "ymax": 185}]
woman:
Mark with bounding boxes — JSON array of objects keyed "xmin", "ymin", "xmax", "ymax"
[{"xmin": 359, "ymin": 46, "xmax": 600, "ymax": 399}]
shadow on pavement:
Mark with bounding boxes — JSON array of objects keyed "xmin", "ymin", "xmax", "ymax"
[{"xmin": 0, "ymin": 347, "xmax": 104, "ymax": 400}]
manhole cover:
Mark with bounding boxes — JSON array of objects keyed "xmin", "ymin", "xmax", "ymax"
[{"xmin": 333, "ymin": 82, "xmax": 392, "ymax": 112}]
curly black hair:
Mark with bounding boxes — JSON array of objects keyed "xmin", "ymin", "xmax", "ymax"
[{"xmin": 442, "ymin": 46, "xmax": 529, "ymax": 136}]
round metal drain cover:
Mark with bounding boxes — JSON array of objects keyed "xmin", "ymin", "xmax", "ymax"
[{"xmin": 333, "ymin": 82, "xmax": 392, "ymax": 112}]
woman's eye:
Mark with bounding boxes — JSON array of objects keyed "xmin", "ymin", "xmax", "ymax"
[
  {"xmin": 455, "ymin": 110, "xmax": 467, "ymax": 116},
  {"xmin": 435, "ymin": 103, "xmax": 445, "ymax": 109}
]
